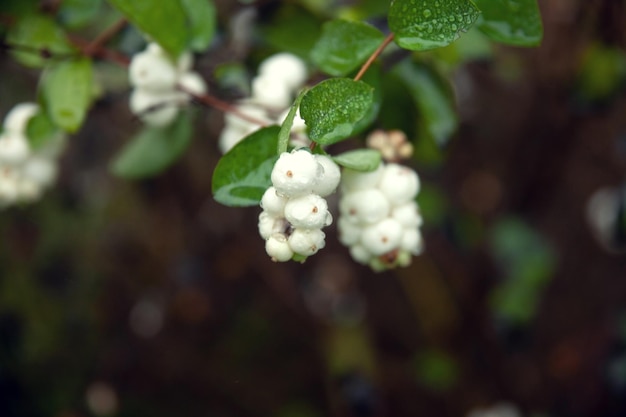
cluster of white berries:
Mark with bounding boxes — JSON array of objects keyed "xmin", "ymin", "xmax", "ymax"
[
  {"xmin": 0, "ymin": 103, "xmax": 65, "ymax": 208},
  {"xmin": 258, "ymin": 149, "xmax": 340, "ymax": 262},
  {"xmin": 337, "ymin": 162, "xmax": 424, "ymax": 271},
  {"xmin": 219, "ymin": 53, "xmax": 309, "ymax": 153},
  {"xmin": 129, "ymin": 43, "xmax": 206, "ymax": 127}
]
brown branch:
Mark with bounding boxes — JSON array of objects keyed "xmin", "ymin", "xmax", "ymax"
[
  {"xmin": 354, "ymin": 32, "xmax": 395, "ymax": 82},
  {"xmin": 84, "ymin": 18, "xmax": 127, "ymax": 57}
]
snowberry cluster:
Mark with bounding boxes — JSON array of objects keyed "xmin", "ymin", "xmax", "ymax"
[
  {"xmin": 337, "ymin": 162, "xmax": 424, "ymax": 271},
  {"xmin": 219, "ymin": 53, "xmax": 309, "ymax": 153},
  {"xmin": 259, "ymin": 149, "xmax": 340, "ymax": 262},
  {"xmin": 129, "ymin": 43, "xmax": 206, "ymax": 127},
  {"xmin": 0, "ymin": 103, "xmax": 65, "ymax": 208}
]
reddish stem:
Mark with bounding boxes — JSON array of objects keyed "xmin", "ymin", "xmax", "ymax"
[{"xmin": 353, "ymin": 32, "xmax": 395, "ymax": 82}]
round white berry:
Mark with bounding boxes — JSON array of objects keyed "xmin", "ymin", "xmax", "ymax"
[
  {"xmin": 284, "ymin": 193, "xmax": 330, "ymax": 229},
  {"xmin": 260, "ymin": 186, "xmax": 288, "ymax": 216},
  {"xmin": 271, "ymin": 150, "xmax": 321, "ymax": 197},
  {"xmin": 258, "ymin": 211, "xmax": 287, "ymax": 240},
  {"xmin": 340, "ymin": 164, "xmax": 384, "ymax": 192},
  {"xmin": 339, "ymin": 188, "xmax": 390, "ymax": 225},
  {"xmin": 312, "ymin": 155, "xmax": 341, "ymax": 197},
  {"xmin": 360, "ymin": 218, "xmax": 403, "ymax": 256},
  {"xmin": 400, "ymin": 229, "xmax": 424, "ymax": 255},
  {"xmin": 288, "ymin": 228, "xmax": 326, "ymax": 256},
  {"xmin": 176, "ymin": 51, "xmax": 194, "ymax": 73},
  {"xmin": 251, "ymin": 74, "xmax": 293, "ymax": 109},
  {"xmin": 391, "ymin": 201, "xmax": 423, "ymax": 228},
  {"xmin": 265, "ymin": 233, "xmax": 294, "ymax": 262},
  {"xmin": 258, "ymin": 53, "xmax": 308, "ymax": 90},
  {"xmin": 3, "ymin": 102, "xmax": 39, "ymax": 134},
  {"xmin": 0, "ymin": 133, "xmax": 31, "ymax": 165},
  {"xmin": 21, "ymin": 156, "xmax": 57, "ymax": 187},
  {"xmin": 337, "ymin": 216, "xmax": 362, "ymax": 246},
  {"xmin": 178, "ymin": 71, "xmax": 207, "ymax": 96},
  {"xmin": 349, "ymin": 243, "xmax": 372, "ymax": 265},
  {"xmin": 130, "ymin": 89, "xmax": 182, "ymax": 127},
  {"xmin": 378, "ymin": 163, "xmax": 420, "ymax": 205},
  {"xmin": 129, "ymin": 48, "xmax": 177, "ymax": 92}
]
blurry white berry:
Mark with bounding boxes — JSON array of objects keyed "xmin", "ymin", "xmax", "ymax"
[
  {"xmin": 0, "ymin": 167, "xmax": 19, "ymax": 203},
  {"xmin": 0, "ymin": 133, "xmax": 31, "ymax": 165},
  {"xmin": 178, "ymin": 71, "xmax": 207, "ymax": 95},
  {"xmin": 284, "ymin": 193, "xmax": 331, "ymax": 229},
  {"xmin": 378, "ymin": 163, "xmax": 420, "ymax": 205},
  {"xmin": 251, "ymin": 75, "xmax": 293, "ymax": 109},
  {"xmin": 337, "ymin": 216, "xmax": 362, "ymax": 246},
  {"xmin": 130, "ymin": 89, "xmax": 182, "ymax": 127},
  {"xmin": 341, "ymin": 164, "xmax": 384, "ymax": 192},
  {"xmin": 15, "ymin": 177, "xmax": 42, "ymax": 202},
  {"xmin": 391, "ymin": 201, "xmax": 423, "ymax": 228},
  {"xmin": 265, "ymin": 233, "xmax": 294, "ymax": 262},
  {"xmin": 360, "ymin": 218, "xmax": 403, "ymax": 256},
  {"xmin": 349, "ymin": 244, "xmax": 372, "ymax": 265},
  {"xmin": 177, "ymin": 51, "xmax": 193, "ymax": 73},
  {"xmin": 400, "ymin": 229, "xmax": 424, "ymax": 255},
  {"xmin": 3, "ymin": 102, "xmax": 39, "ymax": 134},
  {"xmin": 129, "ymin": 48, "xmax": 177, "ymax": 92},
  {"xmin": 224, "ymin": 103, "xmax": 270, "ymax": 131},
  {"xmin": 260, "ymin": 186, "xmax": 288, "ymax": 216},
  {"xmin": 258, "ymin": 53, "xmax": 308, "ymax": 90},
  {"xmin": 278, "ymin": 108, "xmax": 307, "ymax": 134},
  {"xmin": 312, "ymin": 155, "xmax": 341, "ymax": 197},
  {"xmin": 21, "ymin": 156, "xmax": 57, "ymax": 187},
  {"xmin": 271, "ymin": 149, "xmax": 321, "ymax": 197},
  {"xmin": 288, "ymin": 228, "xmax": 326, "ymax": 256},
  {"xmin": 339, "ymin": 188, "xmax": 390, "ymax": 225}
]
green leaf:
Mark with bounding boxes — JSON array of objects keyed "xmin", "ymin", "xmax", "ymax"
[
  {"xmin": 41, "ymin": 58, "xmax": 93, "ymax": 133},
  {"xmin": 58, "ymin": 0, "xmax": 103, "ymax": 29},
  {"xmin": 395, "ymin": 60, "xmax": 457, "ymax": 146},
  {"xmin": 388, "ymin": 0, "xmax": 480, "ymax": 51},
  {"xmin": 106, "ymin": 0, "xmax": 188, "ymax": 58},
  {"xmin": 310, "ymin": 20, "xmax": 385, "ymax": 76},
  {"xmin": 474, "ymin": 0, "xmax": 542, "ymax": 46},
  {"xmin": 180, "ymin": 0, "xmax": 216, "ymax": 51},
  {"xmin": 6, "ymin": 14, "xmax": 76, "ymax": 68},
  {"xmin": 278, "ymin": 90, "xmax": 307, "ymax": 154},
  {"xmin": 25, "ymin": 111, "xmax": 60, "ymax": 150},
  {"xmin": 111, "ymin": 111, "xmax": 193, "ymax": 178},
  {"xmin": 212, "ymin": 126, "xmax": 281, "ymax": 207},
  {"xmin": 300, "ymin": 78, "xmax": 374, "ymax": 145},
  {"xmin": 260, "ymin": 4, "xmax": 323, "ymax": 59},
  {"xmin": 332, "ymin": 149, "xmax": 381, "ymax": 172}
]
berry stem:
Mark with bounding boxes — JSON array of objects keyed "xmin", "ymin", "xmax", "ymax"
[{"xmin": 353, "ymin": 32, "xmax": 395, "ymax": 82}]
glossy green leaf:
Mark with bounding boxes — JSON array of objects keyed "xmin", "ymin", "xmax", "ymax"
[
  {"xmin": 474, "ymin": 0, "xmax": 542, "ymax": 46},
  {"xmin": 310, "ymin": 20, "xmax": 385, "ymax": 76},
  {"xmin": 111, "ymin": 111, "xmax": 193, "ymax": 178},
  {"xmin": 332, "ymin": 149, "xmax": 381, "ymax": 172},
  {"xmin": 25, "ymin": 111, "xmax": 60, "ymax": 150},
  {"xmin": 58, "ymin": 0, "xmax": 103, "ymax": 29},
  {"xmin": 278, "ymin": 90, "xmax": 307, "ymax": 154},
  {"xmin": 106, "ymin": 0, "xmax": 188, "ymax": 58},
  {"xmin": 180, "ymin": 0, "xmax": 216, "ymax": 51},
  {"xmin": 388, "ymin": 0, "xmax": 480, "ymax": 51},
  {"xmin": 6, "ymin": 14, "xmax": 76, "ymax": 68},
  {"xmin": 41, "ymin": 58, "xmax": 93, "ymax": 133},
  {"xmin": 395, "ymin": 60, "xmax": 457, "ymax": 146},
  {"xmin": 212, "ymin": 126, "xmax": 280, "ymax": 207},
  {"xmin": 300, "ymin": 78, "xmax": 374, "ymax": 145}
]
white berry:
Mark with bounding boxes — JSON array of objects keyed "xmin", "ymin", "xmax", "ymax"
[
  {"xmin": 378, "ymin": 163, "xmax": 420, "ymax": 205},
  {"xmin": 0, "ymin": 133, "xmax": 31, "ymax": 165},
  {"xmin": 178, "ymin": 71, "xmax": 207, "ymax": 96},
  {"xmin": 130, "ymin": 89, "xmax": 182, "ymax": 127},
  {"xmin": 271, "ymin": 149, "xmax": 321, "ymax": 197},
  {"xmin": 265, "ymin": 233, "xmax": 294, "ymax": 262},
  {"xmin": 3, "ymin": 102, "xmax": 39, "ymax": 134},
  {"xmin": 392, "ymin": 201, "xmax": 423, "ymax": 228},
  {"xmin": 284, "ymin": 193, "xmax": 331, "ymax": 229},
  {"xmin": 288, "ymin": 228, "xmax": 326, "ymax": 256},
  {"xmin": 312, "ymin": 155, "xmax": 341, "ymax": 197},
  {"xmin": 341, "ymin": 164, "xmax": 384, "ymax": 192},
  {"xmin": 129, "ymin": 48, "xmax": 177, "ymax": 92},
  {"xmin": 360, "ymin": 218, "xmax": 403, "ymax": 256},
  {"xmin": 260, "ymin": 186, "xmax": 288, "ymax": 216},
  {"xmin": 251, "ymin": 74, "xmax": 293, "ymax": 109},
  {"xmin": 339, "ymin": 188, "xmax": 390, "ymax": 225},
  {"xmin": 258, "ymin": 53, "xmax": 308, "ymax": 90}
]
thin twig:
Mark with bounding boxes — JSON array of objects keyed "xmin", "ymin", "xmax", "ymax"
[
  {"xmin": 353, "ymin": 32, "xmax": 395, "ymax": 82},
  {"xmin": 84, "ymin": 18, "xmax": 127, "ymax": 57}
]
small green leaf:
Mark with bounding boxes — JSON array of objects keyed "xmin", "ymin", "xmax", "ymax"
[
  {"xmin": 111, "ymin": 111, "xmax": 193, "ymax": 178},
  {"xmin": 310, "ymin": 20, "xmax": 385, "ymax": 76},
  {"xmin": 332, "ymin": 149, "xmax": 381, "ymax": 172},
  {"xmin": 300, "ymin": 78, "xmax": 373, "ymax": 145},
  {"xmin": 25, "ymin": 111, "xmax": 60, "ymax": 150},
  {"xmin": 212, "ymin": 126, "xmax": 281, "ymax": 207},
  {"xmin": 41, "ymin": 58, "xmax": 93, "ymax": 133},
  {"xmin": 180, "ymin": 0, "xmax": 216, "ymax": 51},
  {"xmin": 474, "ymin": 0, "xmax": 543, "ymax": 46},
  {"xmin": 58, "ymin": 0, "xmax": 103, "ymax": 29},
  {"xmin": 106, "ymin": 0, "xmax": 188, "ymax": 58},
  {"xmin": 388, "ymin": 0, "xmax": 480, "ymax": 51},
  {"xmin": 6, "ymin": 14, "xmax": 76, "ymax": 68},
  {"xmin": 260, "ymin": 4, "xmax": 323, "ymax": 59},
  {"xmin": 395, "ymin": 60, "xmax": 457, "ymax": 146},
  {"xmin": 278, "ymin": 90, "xmax": 307, "ymax": 154}
]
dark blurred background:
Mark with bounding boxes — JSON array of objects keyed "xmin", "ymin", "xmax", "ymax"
[{"xmin": 1, "ymin": 1, "xmax": 626, "ymax": 416}]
